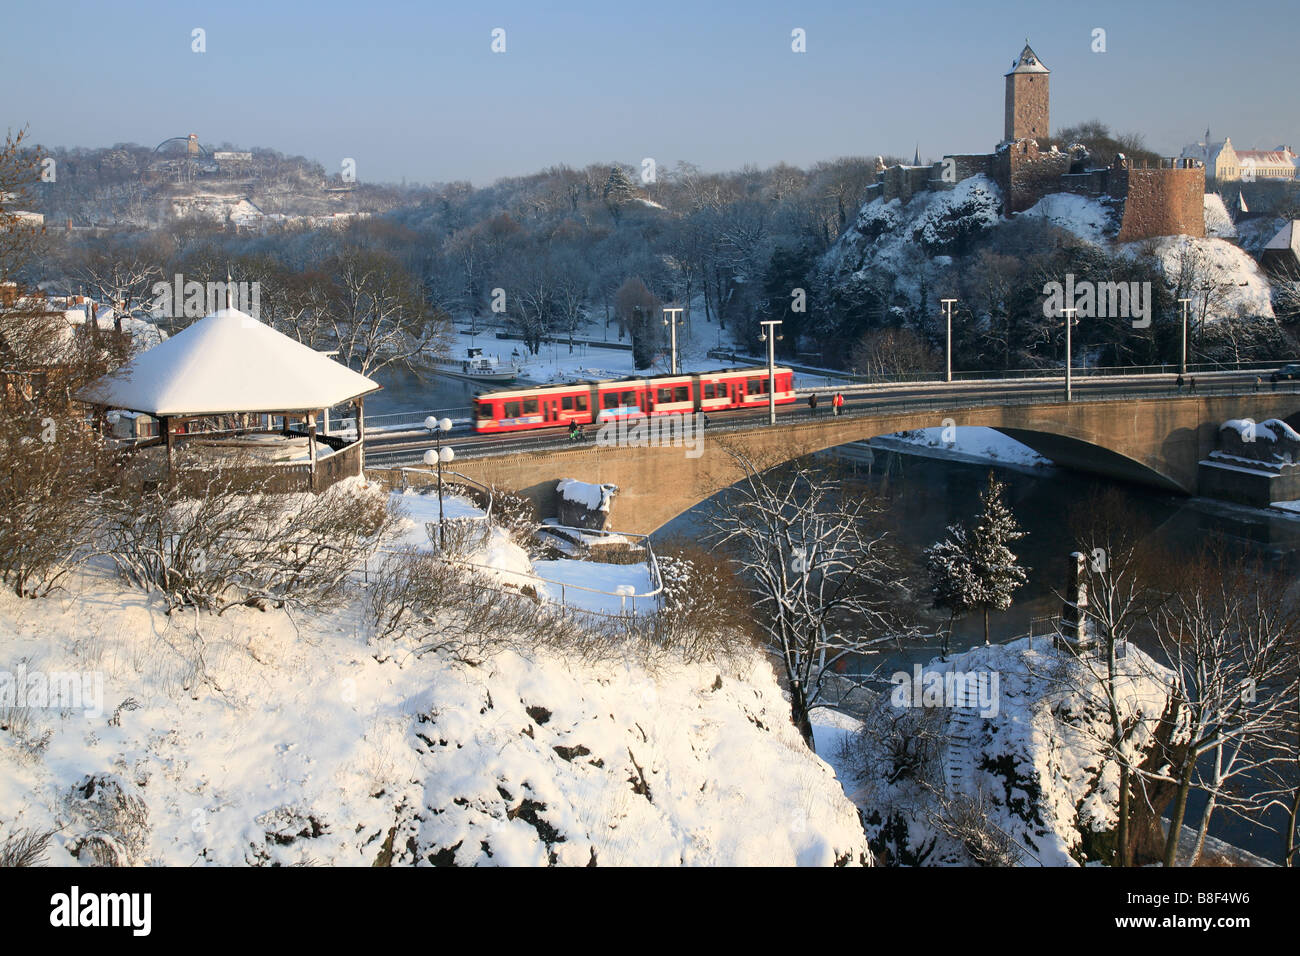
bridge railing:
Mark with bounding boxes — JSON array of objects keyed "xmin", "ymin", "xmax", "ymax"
[{"xmin": 790, "ymin": 358, "xmax": 1300, "ymax": 387}]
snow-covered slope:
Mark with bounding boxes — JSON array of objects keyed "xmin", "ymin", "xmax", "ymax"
[
  {"xmin": 1019, "ymin": 192, "xmax": 1116, "ymax": 244},
  {"xmin": 0, "ymin": 509, "xmax": 867, "ymax": 866},
  {"xmin": 837, "ymin": 637, "xmax": 1178, "ymax": 866},
  {"xmin": 821, "ymin": 175, "xmax": 1003, "ymax": 307},
  {"xmin": 1125, "ymin": 235, "xmax": 1276, "ymax": 321}
]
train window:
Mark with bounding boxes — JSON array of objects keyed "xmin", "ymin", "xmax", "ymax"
[
  {"xmin": 747, "ymin": 379, "xmax": 761, "ymax": 395},
  {"xmin": 504, "ymin": 401, "xmax": 521, "ymax": 418},
  {"xmin": 674, "ymin": 386, "xmax": 689, "ymax": 402},
  {"xmin": 562, "ymin": 396, "xmax": 574, "ymax": 411},
  {"xmin": 703, "ymin": 383, "xmax": 715, "ymax": 399},
  {"xmin": 603, "ymin": 392, "xmax": 619, "ymax": 409},
  {"xmin": 621, "ymin": 390, "xmax": 636, "ymax": 407},
  {"xmin": 523, "ymin": 398, "xmax": 538, "ymax": 414},
  {"xmin": 576, "ymin": 395, "xmax": 588, "ymax": 411},
  {"xmin": 477, "ymin": 403, "xmax": 493, "ymax": 420},
  {"xmin": 658, "ymin": 387, "xmax": 672, "ymax": 404}
]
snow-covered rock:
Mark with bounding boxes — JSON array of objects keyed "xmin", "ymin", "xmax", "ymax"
[
  {"xmin": 838, "ymin": 637, "xmax": 1180, "ymax": 866},
  {"xmin": 0, "ymin": 560, "xmax": 867, "ymax": 866}
]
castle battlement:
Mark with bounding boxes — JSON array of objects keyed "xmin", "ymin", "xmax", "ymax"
[{"xmin": 865, "ymin": 43, "xmax": 1205, "ymax": 242}]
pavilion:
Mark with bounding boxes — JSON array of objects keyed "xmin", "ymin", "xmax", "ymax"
[{"xmin": 76, "ymin": 306, "xmax": 380, "ymax": 492}]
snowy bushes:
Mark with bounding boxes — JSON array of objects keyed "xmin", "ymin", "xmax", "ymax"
[
  {"xmin": 0, "ymin": 826, "xmax": 54, "ymax": 867},
  {"xmin": 0, "ymin": 418, "xmax": 107, "ymax": 597},
  {"xmin": 65, "ymin": 773, "xmax": 150, "ymax": 866},
  {"xmin": 99, "ymin": 475, "xmax": 397, "ymax": 613},
  {"xmin": 653, "ymin": 540, "xmax": 756, "ymax": 664},
  {"xmin": 364, "ymin": 549, "xmax": 592, "ymax": 663}
]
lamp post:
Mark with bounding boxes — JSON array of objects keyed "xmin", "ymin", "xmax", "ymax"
[
  {"xmin": 1178, "ymin": 297, "xmax": 1191, "ymax": 375},
  {"xmin": 423, "ymin": 416, "xmax": 454, "ymax": 548},
  {"xmin": 662, "ymin": 307, "xmax": 684, "ymax": 375},
  {"xmin": 941, "ymin": 298, "xmax": 958, "ymax": 383},
  {"xmin": 1062, "ymin": 306, "xmax": 1078, "ymax": 402},
  {"xmin": 759, "ymin": 319, "xmax": 783, "ymax": 426}
]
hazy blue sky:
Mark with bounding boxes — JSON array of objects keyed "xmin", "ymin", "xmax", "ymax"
[{"xmin": 6, "ymin": 0, "xmax": 1297, "ymax": 185}]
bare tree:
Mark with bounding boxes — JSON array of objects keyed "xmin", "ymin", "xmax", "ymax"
[
  {"xmin": 1150, "ymin": 545, "xmax": 1300, "ymax": 866},
  {"xmin": 1064, "ymin": 490, "xmax": 1171, "ymax": 866},
  {"xmin": 703, "ymin": 445, "xmax": 906, "ymax": 749},
  {"xmin": 325, "ymin": 247, "xmax": 450, "ymax": 375}
]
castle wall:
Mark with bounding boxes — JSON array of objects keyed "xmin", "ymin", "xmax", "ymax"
[
  {"xmin": 1116, "ymin": 167, "xmax": 1206, "ymax": 242},
  {"xmin": 879, "ymin": 164, "xmax": 934, "ymax": 203},
  {"xmin": 995, "ymin": 139, "xmax": 1070, "ymax": 213},
  {"xmin": 930, "ymin": 154, "xmax": 994, "ymax": 190}
]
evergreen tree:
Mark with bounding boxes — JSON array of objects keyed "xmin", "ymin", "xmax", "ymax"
[
  {"xmin": 602, "ymin": 166, "xmax": 636, "ymax": 225},
  {"xmin": 924, "ymin": 472, "xmax": 1028, "ymax": 647}
]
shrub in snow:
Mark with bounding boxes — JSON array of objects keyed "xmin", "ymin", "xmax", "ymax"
[
  {"xmin": 0, "ymin": 827, "xmax": 54, "ymax": 867},
  {"xmin": 99, "ymin": 474, "xmax": 396, "ymax": 613},
  {"xmin": 65, "ymin": 773, "xmax": 151, "ymax": 866}
]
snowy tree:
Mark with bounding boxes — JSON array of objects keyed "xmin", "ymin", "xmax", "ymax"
[
  {"xmin": 705, "ymin": 445, "xmax": 907, "ymax": 750},
  {"xmin": 924, "ymin": 472, "xmax": 1027, "ymax": 647},
  {"xmin": 602, "ymin": 166, "xmax": 637, "ymax": 225}
]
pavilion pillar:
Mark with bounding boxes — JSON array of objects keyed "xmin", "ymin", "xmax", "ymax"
[
  {"xmin": 163, "ymin": 416, "xmax": 175, "ymax": 476},
  {"xmin": 356, "ymin": 396, "xmax": 366, "ymax": 477},
  {"xmin": 307, "ymin": 410, "xmax": 319, "ymax": 492}
]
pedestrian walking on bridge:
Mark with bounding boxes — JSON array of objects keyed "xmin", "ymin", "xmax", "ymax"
[{"xmin": 808, "ymin": 393, "xmax": 819, "ymax": 415}]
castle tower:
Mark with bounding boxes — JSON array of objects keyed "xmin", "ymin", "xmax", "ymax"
[{"xmin": 1004, "ymin": 42, "xmax": 1049, "ymax": 145}]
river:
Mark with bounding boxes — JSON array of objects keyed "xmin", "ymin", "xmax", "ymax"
[{"xmin": 654, "ymin": 441, "xmax": 1300, "ymax": 863}]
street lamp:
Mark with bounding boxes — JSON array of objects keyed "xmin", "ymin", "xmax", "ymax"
[
  {"xmin": 759, "ymin": 319, "xmax": 783, "ymax": 426},
  {"xmin": 941, "ymin": 298, "xmax": 958, "ymax": 383},
  {"xmin": 662, "ymin": 307, "xmax": 684, "ymax": 375},
  {"xmin": 1061, "ymin": 306, "xmax": 1078, "ymax": 402},
  {"xmin": 423, "ymin": 416, "xmax": 454, "ymax": 548},
  {"xmin": 1178, "ymin": 297, "xmax": 1191, "ymax": 375}
]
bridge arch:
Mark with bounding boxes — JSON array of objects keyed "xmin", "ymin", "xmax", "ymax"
[{"xmin": 427, "ymin": 392, "xmax": 1300, "ymax": 534}]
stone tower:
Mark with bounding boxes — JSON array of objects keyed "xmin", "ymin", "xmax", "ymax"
[{"xmin": 1004, "ymin": 42, "xmax": 1049, "ymax": 145}]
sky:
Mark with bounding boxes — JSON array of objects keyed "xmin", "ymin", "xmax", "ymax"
[{"xmin": 5, "ymin": 0, "xmax": 1298, "ymax": 186}]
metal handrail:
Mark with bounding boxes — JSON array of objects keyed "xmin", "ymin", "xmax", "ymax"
[{"xmin": 395, "ymin": 467, "xmax": 494, "ymax": 522}]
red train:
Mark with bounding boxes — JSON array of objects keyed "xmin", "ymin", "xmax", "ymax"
[{"xmin": 473, "ymin": 366, "xmax": 797, "ymax": 433}]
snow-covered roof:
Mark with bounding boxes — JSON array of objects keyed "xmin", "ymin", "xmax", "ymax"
[
  {"xmin": 1006, "ymin": 43, "xmax": 1049, "ymax": 75},
  {"xmin": 1264, "ymin": 220, "xmax": 1300, "ymax": 255},
  {"xmin": 77, "ymin": 308, "xmax": 380, "ymax": 416}
]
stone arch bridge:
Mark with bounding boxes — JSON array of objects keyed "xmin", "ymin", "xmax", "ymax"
[{"xmin": 385, "ymin": 391, "xmax": 1300, "ymax": 534}]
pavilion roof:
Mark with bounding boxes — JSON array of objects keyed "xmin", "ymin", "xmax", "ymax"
[{"xmin": 76, "ymin": 308, "xmax": 379, "ymax": 416}]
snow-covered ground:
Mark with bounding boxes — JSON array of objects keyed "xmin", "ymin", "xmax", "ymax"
[
  {"xmin": 389, "ymin": 486, "xmax": 655, "ymax": 613},
  {"xmin": 870, "ymin": 426, "xmax": 1052, "ymax": 472},
  {"xmin": 1019, "ymin": 192, "xmax": 1114, "ymax": 244},
  {"xmin": 1123, "ymin": 234, "xmax": 1275, "ymax": 321},
  {"xmin": 0, "ymin": 485, "xmax": 867, "ymax": 867}
]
